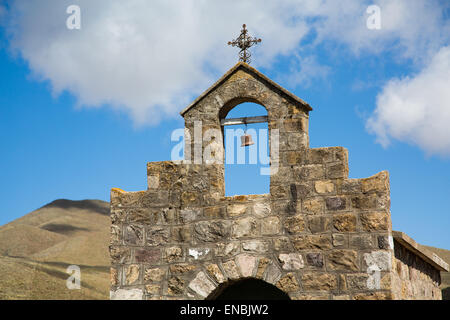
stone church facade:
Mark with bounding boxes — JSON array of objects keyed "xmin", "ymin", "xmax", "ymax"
[{"xmin": 109, "ymin": 62, "xmax": 448, "ymax": 300}]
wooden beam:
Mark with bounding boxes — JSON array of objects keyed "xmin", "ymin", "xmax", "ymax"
[{"xmin": 221, "ymin": 116, "xmax": 268, "ymax": 126}]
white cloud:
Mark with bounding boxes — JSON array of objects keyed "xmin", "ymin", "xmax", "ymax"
[
  {"xmin": 282, "ymin": 54, "xmax": 331, "ymax": 88},
  {"xmin": 2, "ymin": 0, "xmax": 449, "ymax": 125},
  {"xmin": 366, "ymin": 46, "xmax": 450, "ymax": 157},
  {"xmin": 310, "ymin": 0, "xmax": 449, "ymax": 62}
]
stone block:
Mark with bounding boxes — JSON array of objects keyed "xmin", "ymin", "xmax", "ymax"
[
  {"xmin": 171, "ymin": 226, "xmax": 192, "ymax": 243},
  {"xmin": 111, "ymin": 208, "xmax": 126, "ymax": 224},
  {"xmin": 350, "ymin": 234, "xmax": 375, "ymax": 249},
  {"xmin": 270, "ymin": 184, "xmax": 289, "ymax": 200},
  {"xmin": 293, "ymin": 235, "xmax": 332, "ymax": 250},
  {"xmin": 308, "ymin": 216, "xmax": 331, "ymax": 233},
  {"xmin": 111, "ymin": 225, "xmax": 121, "ymax": 245},
  {"xmin": 194, "ymin": 221, "xmax": 231, "ymax": 242},
  {"xmin": 360, "ymin": 212, "xmax": 389, "ymax": 231},
  {"xmin": 287, "ymin": 132, "xmax": 307, "ymax": 150},
  {"xmin": 203, "ymin": 206, "xmax": 225, "ymax": 219},
  {"xmin": 283, "ymin": 118, "xmax": 305, "ymax": 132},
  {"xmin": 333, "ymin": 213, "xmax": 357, "ymax": 232},
  {"xmin": 308, "ymin": 148, "xmax": 334, "ymax": 164},
  {"xmin": 352, "ymin": 292, "xmax": 392, "ymax": 300},
  {"xmin": 306, "ymin": 253, "xmax": 324, "ymax": 268},
  {"xmin": 297, "ymin": 165, "xmax": 325, "ymax": 180},
  {"xmin": 302, "ymin": 198, "xmax": 324, "ymax": 215},
  {"xmin": 242, "ymin": 240, "xmax": 269, "ymax": 253},
  {"xmin": 169, "ymin": 264, "xmax": 197, "ymax": 275},
  {"xmin": 127, "ymin": 208, "xmax": 159, "ymax": 225},
  {"xmin": 363, "ymin": 251, "xmax": 392, "ymax": 271},
  {"xmin": 110, "ymin": 246, "xmax": 132, "ymax": 264},
  {"xmin": 111, "ymin": 189, "xmax": 144, "ymax": 208},
  {"xmin": 326, "ymin": 163, "xmax": 348, "ymax": 179},
  {"xmin": 147, "ymin": 174, "xmax": 160, "ymax": 190},
  {"xmin": 264, "ymin": 263, "xmax": 282, "ymax": 284},
  {"xmin": 236, "ymin": 254, "xmax": 257, "ymax": 277},
  {"xmin": 146, "ymin": 226, "xmax": 169, "ymax": 246},
  {"xmin": 232, "ymin": 217, "xmax": 259, "ymax": 238},
  {"xmin": 351, "ymin": 194, "xmax": 378, "ymax": 210},
  {"xmin": 161, "ymin": 207, "xmax": 178, "ymax": 224},
  {"xmin": 273, "ymin": 237, "xmax": 293, "ymax": 251},
  {"xmin": 144, "ymin": 267, "xmax": 167, "ymax": 282},
  {"xmin": 326, "ymin": 250, "xmax": 358, "ymax": 271},
  {"xmin": 181, "ymin": 191, "xmax": 202, "ymax": 207},
  {"xmin": 228, "ymin": 204, "xmax": 248, "ymax": 217},
  {"xmin": 325, "ymin": 197, "xmax": 346, "ymax": 211},
  {"xmin": 140, "ymin": 190, "xmax": 170, "ymax": 207},
  {"xmin": 222, "ymin": 260, "xmax": 240, "ymax": 279},
  {"xmin": 125, "ymin": 265, "xmax": 140, "ymax": 285},
  {"xmin": 283, "ymin": 215, "xmax": 305, "ymax": 234},
  {"xmin": 167, "ymin": 276, "xmax": 185, "ymax": 295},
  {"xmin": 338, "ymin": 274, "xmax": 347, "ymax": 291},
  {"xmin": 110, "ymin": 288, "xmax": 143, "ymax": 300},
  {"xmin": 215, "ymin": 242, "xmax": 239, "ymax": 257},
  {"xmin": 145, "ymin": 284, "xmax": 161, "ymax": 295},
  {"xmin": 261, "ymin": 216, "xmax": 281, "ymax": 235},
  {"xmin": 111, "ymin": 267, "xmax": 119, "ymax": 287},
  {"xmin": 377, "ymin": 235, "xmax": 391, "ymax": 249},
  {"xmin": 285, "ymin": 151, "xmax": 303, "ymax": 166},
  {"xmin": 332, "ymin": 234, "xmax": 346, "ymax": 247},
  {"xmin": 255, "ymin": 258, "xmax": 270, "ymax": 279},
  {"xmin": 361, "ymin": 171, "xmax": 389, "ymax": 193},
  {"xmin": 188, "ymin": 272, "xmax": 217, "ymax": 298},
  {"xmin": 293, "ymin": 182, "xmax": 313, "ymax": 200},
  {"xmin": 278, "ymin": 253, "xmax": 305, "ymax": 270},
  {"xmin": 276, "ymin": 273, "xmax": 300, "ymax": 292},
  {"xmin": 206, "ymin": 264, "xmax": 226, "ymax": 284},
  {"xmin": 135, "ymin": 248, "xmax": 161, "ymax": 264},
  {"xmin": 165, "ymin": 246, "xmax": 184, "ymax": 263},
  {"xmin": 253, "ymin": 202, "xmax": 271, "ymax": 217},
  {"xmin": 301, "ymin": 272, "xmax": 337, "ymax": 291},
  {"xmin": 337, "ymin": 179, "xmax": 361, "ymax": 194},
  {"xmin": 124, "ymin": 224, "xmax": 144, "ymax": 245},
  {"xmin": 179, "ymin": 209, "xmax": 201, "ymax": 223},
  {"xmin": 333, "ymin": 295, "xmax": 350, "ymax": 300},
  {"xmin": 346, "ymin": 274, "xmax": 370, "ymax": 290},
  {"xmin": 315, "ymin": 180, "xmax": 335, "ymax": 194}
]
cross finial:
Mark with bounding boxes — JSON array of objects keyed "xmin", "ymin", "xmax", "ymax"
[{"xmin": 228, "ymin": 24, "xmax": 262, "ymax": 64}]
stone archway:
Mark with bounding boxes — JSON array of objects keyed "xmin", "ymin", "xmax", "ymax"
[
  {"xmin": 218, "ymin": 96, "xmax": 268, "ymax": 121},
  {"xmin": 207, "ymin": 278, "xmax": 290, "ymax": 300},
  {"xmin": 186, "ymin": 254, "xmax": 301, "ymax": 300}
]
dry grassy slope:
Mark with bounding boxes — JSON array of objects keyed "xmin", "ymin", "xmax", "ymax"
[{"xmin": 0, "ymin": 199, "xmax": 110, "ymax": 300}]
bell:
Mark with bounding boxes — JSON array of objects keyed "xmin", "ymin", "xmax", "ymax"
[{"xmin": 240, "ymin": 133, "xmax": 255, "ymax": 147}]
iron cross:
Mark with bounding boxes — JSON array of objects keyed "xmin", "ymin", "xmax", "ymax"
[{"xmin": 228, "ymin": 24, "xmax": 261, "ymax": 64}]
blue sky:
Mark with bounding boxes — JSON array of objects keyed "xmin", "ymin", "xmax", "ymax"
[{"xmin": 0, "ymin": 1, "xmax": 449, "ymax": 249}]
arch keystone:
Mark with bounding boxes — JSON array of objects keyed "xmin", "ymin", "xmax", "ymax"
[{"xmin": 236, "ymin": 254, "xmax": 257, "ymax": 277}]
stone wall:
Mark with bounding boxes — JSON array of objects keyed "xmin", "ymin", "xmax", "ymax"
[
  {"xmin": 391, "ymin": 234, "xmax": 445, "ymax": 300},
  {"xmin": 109, "ymin": 62, "xmax": 444, "ymax": 300},
  {"xmin": 110, "ymin": 156, "xmax": 395, "ymax": 300}
]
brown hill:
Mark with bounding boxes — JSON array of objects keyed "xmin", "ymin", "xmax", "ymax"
[{"xmin": 0, "ymin": 199, "xmax": 110, "ymax": 300}]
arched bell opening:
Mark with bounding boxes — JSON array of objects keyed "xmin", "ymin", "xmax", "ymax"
[
  {"xmin": 206, "ymin": 278, "xmax": 290, "ymax": 300},
  {"xmin": 219, "ymin": 100, "xmax": 270, "ymax": 196},
  {"xmin": 218, "ymin": 97, "xmax": 267, "ymax": 120}
]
